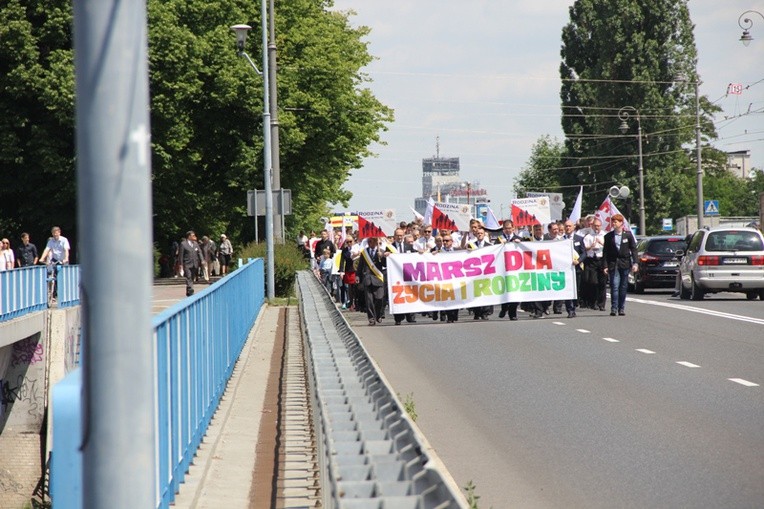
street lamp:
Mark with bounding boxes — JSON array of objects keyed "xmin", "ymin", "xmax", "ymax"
[
  {"xmin": 618, "ymin": 106, "xmax": 646, "ymax": 236},
  {"xmin": 674, "ymin": 74, "xmax": 704, "ymax": 230},
  {"xmin": 231, "ymin": 17, "xmax": 275, "ymax": 300},
  {"xmin": 738, "ymin": 10, "xmax": 764, "ymax": 46}
]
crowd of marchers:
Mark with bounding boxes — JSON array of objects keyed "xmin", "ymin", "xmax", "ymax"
[
  {"xmin": 172, "ymin": 231, "xmax": 234, "ymax": 297},
  {"xmin": 300, "ymin": 213, "xmax": 639, "ymax": 326}
]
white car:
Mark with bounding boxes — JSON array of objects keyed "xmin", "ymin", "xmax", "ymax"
[{"xmin": 678, "ymin": 227, "xmax": 764, "ymax": 300}]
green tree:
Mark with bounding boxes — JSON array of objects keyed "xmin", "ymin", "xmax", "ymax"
[
  {"xmin": 0, "ymin": 0, "xmax": 392, "ymax": 256},
  {"xmin": 558, "ymin": 0, "xmax": 721, "ymax": 233},
  {"xmin": 514, "ymin": 135, "xmax": 573, "ymax": 201}
]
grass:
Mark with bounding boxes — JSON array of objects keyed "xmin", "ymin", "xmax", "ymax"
[{"xmin": 398, "ymin": 392, "xmax": 418, "ymax": 422}]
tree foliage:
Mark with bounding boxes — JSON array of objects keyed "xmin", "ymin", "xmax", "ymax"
[
  {"xmin": 516, "ymin": 0, "xmax": 754, "ymax": 233},
  {"xmin": 0, "ymin": 0, "xmax": 392, "ymax": 255}
]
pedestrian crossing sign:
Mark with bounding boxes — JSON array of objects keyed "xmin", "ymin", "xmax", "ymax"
[{"xmin": 704, "ymin": 200, "xmax": 719, "ymax": 216}]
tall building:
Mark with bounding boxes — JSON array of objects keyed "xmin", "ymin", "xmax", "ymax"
[{"xmin": 413, "ymin": 141, "xmax": 489, "ymax": 218}]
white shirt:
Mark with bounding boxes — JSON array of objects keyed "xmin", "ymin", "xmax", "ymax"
[{"xmin": 584, "ymin": 230, "xmax": 605, "ymax": 258}]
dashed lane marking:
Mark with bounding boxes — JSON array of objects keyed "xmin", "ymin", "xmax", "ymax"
[
  {"xmin": 602, "ymin": 337, "xmax": 620, "ymax": 343},
  {"xmin": 728, "ymin": 378, "xmax": 759, "ymax": 387},
  {"xmin": 575, "ymin": 329, "xmax": 591, "ymax": 333},
  {"xmin": 676, "ymin": 361, "xmax": 701, "ymax": 368},
  {"xmin": 553, "ymin": 321, "xmax": 565, "ymax": 325},
  {"xmin": 636, "ymin": 349, "xmax": 656, "ymax": 354}
]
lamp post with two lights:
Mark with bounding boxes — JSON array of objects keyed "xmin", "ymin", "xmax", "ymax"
[
  {"xmin": 618, "ymin": 106, "xmax": 646, "ymax": 236},
  {"xmin": 231, "ymin": 17, "xmax": 275, "ymax": 300}
]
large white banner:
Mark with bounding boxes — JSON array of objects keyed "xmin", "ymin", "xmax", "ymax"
[{"xmin": 386, "ymin": 241, "xmax": 577, "ymax": 314}]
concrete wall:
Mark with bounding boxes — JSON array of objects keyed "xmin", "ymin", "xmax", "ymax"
[{"xmin": 0, "ymin": 307, "xmax": 81, "ymax": 508}]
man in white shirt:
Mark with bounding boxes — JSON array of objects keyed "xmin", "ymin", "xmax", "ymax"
[
  {"xmin": 582, "ymin": 219, "xmax": 607, "ymax": 310},
  {"xmin": 39, "ymin": 226, "xmax": 70, "ymax": 265}
]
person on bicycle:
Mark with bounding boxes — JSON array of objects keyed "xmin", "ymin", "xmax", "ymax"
[{"xmin": 39, "ymin": 226, "xmax": 70, "ymax": 266}]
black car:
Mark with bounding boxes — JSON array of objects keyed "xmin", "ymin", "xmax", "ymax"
[{"xmin": 629, "ymin": 235, "xmax": 687, "ymax": 293}]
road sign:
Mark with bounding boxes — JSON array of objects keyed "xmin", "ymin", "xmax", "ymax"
[
  {"xmin": 247, "ymin": 189, "xmax": 292, "ymax": 217},
  {"xmin": 662, "ymin": 218, "xmax": 673, "ymax": 231},
  {"xmin": 704, "ymin": 200, "xmax": 719, "ymax": 216}
]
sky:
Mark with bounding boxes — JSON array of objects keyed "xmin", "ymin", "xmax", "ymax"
[{"xmin": 329, "ymin": 0, "xmax": 764, "ymax": 221}]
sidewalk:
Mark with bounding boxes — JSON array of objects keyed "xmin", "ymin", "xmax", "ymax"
[
  {"xmin": 151, "ymin": 279, "xmax": 318, "ymax": 509},
  {"xmin": 171, "ymin": 305, "xmax": 279, "ymax": 508}
]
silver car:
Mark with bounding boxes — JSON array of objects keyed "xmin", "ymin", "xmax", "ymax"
[{"xmin": 678, "ymin": 227, "xmax": 764, "ymax": 300}]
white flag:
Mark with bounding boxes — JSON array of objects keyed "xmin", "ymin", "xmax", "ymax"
[
  {"xmin": 484, "ymin": 205, "xmax": 501, "ymax": 230},
  {"xmin": 410, "ymin": 206, "xmax": 424, "ymax": 221},
  {"xmin": 569, "ymin": 186, "xmax": 583, "ymax": 223},
  {"xmin": 423, "ymin": 197, "xmax": 435, "ymax": 225}
]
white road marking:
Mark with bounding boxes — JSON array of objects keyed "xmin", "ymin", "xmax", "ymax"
[
  {"xmin": 626, "ymin": 296, "xmax": 764, "ymax": 325},
  {"xmin": 576, "ymin": 329, "xmax": 590, "ymax": 333},
  {"xmin": 553, "ymin": 321, "xmax": 565, "ymax": 325},
  {"xmin": 676, "ymin": 361, "xmax": 701, "ymax": 368},
  {"xmin": 602, "ymin": 337, "xmax": 620, "ymax": 343},
  {"xmin": 636, "ymin": 349, "xmax": 656, "ymax": 354},
  {"xmin": 728, "ymin": 378, "xmax": 759, "ymax": 387}
]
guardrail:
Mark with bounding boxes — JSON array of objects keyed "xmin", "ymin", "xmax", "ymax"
[
  {"xmin": 0, "ymin": 265, "xmax": 47, "ymax": 321},
  {"xmin": 51, "ymin": 258, "xmax": 265, "ymax": 508},
  {"xmin": 57, "ymin": 264, "xmax": 81, "ymax": 308},
  {"xmin": 296, "ymin": 271, "xmax": 467, "ymax": 508}
]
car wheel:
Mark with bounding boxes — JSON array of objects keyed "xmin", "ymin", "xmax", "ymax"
[
  {"xmin": 760, "ymin": 289, "xmax": 764, "ymax": 301},
  {"xmin": 690, "ymin": 275, "xmax": 704, "ymax": 301},
  {"xmin": 746, "ymin": 291, "xmax": 759, "ymax": 301}
]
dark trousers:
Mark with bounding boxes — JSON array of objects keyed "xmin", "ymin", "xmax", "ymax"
[
  {"xmin": 583, "ymin": 258, "xmax": 607, "ymax": 308},
  {"xmin": 183, "ymin": 265, "xmax": 199, "ymax": 296},
  {"xmin": 499, "ymin": 302, "xmax": 519, "ymax": 319},
  {"xmin": 363, "ymin": 283, "xmax": 385, "ymax": 321}
]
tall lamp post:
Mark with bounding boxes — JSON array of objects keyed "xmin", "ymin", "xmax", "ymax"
[
  {"xmin": 675, "ymin": 74, "xmax": 704, "ymax": 230},
  {"xmin": 738, "ymin": 10, "xmax": 764, "ymax": 45},
  {"xmin": 618, "ymin": 106, "xmax": 646, "ymax": 236},
  {"xmin": 231, "ymin": 18, "xmax": 275, "ymax": 300}
]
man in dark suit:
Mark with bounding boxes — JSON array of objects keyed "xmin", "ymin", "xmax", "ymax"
[
  {"xmin": 388, "ymin": 228, "xmax": 416, "ymax": 325},
  {"xmin": 178, "ymin": 230, "xmax": 203, "ymax": 296},
  {"xmin": 356, "ymin": 236, "xmax": 387, "ymax": 325},
  {"xmin": 603, "ymin": 214, "xmax": 638, "ymax": 316},
  {"xmin": 562, "ymin": 220, "xmax": 585, "ymax": 318}
]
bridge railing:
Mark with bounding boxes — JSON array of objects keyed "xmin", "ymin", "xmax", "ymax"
[
  {"xmin": 57, "ymin": 264, "xmax": 81, "ymax": 308},
  {"xmin": 0, "ymin": 265, "xmax": 47, "ymax": 321},
  {"xmin": 51, "ymin": 258, "xmax": 265, "ymax": 508}
]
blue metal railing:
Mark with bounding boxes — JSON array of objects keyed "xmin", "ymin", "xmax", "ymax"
[
  {"xmin": 0, "ymin": 265, "xmax": 47, "ymax": 321},
  {"xmin": 50, "ymin": 259, "xmax": 265, "ymax": 508},
  {"xmin": 58, "ymin": 264, "xmax": 81, "ymax": 308}
]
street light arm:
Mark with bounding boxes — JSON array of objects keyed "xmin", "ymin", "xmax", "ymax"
[{"xmin": 240, "ymin": 50, "xmax": 262, "ymax": 76}]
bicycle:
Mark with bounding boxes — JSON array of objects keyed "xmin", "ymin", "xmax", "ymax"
[{"xmin": 45, "ymin": 260, "xmax": 62, "ymax": 306}]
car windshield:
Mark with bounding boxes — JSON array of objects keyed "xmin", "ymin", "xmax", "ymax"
[
  {"xmin": 705, "ymin": 231, "xmax": 764, "ymax": 252},
  {"xmin": 647, "ymin": 239, "xmax": 686, "ymax": 255}
]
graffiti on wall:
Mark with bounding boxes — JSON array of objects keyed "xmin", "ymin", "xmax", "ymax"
[{"xmin": 10, "ymin": 337, "xmax": 44, "ymax": 367}]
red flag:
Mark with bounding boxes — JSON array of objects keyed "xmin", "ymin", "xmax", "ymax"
[
  {"xmin": 511, "ymin": 204, "xmax": 541, "ymax": 228},
  {"xmin": 432, "ymin": 206, "xmax": 458, "ymax": 231},
  {"xmin": 357, "ymin": 216, "xmax": 386, "ymax": 239}
]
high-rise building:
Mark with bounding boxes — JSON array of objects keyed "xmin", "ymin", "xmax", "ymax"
[{"xmin": 414, "ymin": 141, "xmax": 489, "ymax": 218}]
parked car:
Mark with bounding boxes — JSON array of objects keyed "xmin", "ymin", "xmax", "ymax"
[
  {"xmin": 628, "ymin": 235, "xmax": 687, "ymax": 293},
  {"xmin": 678, "ymin": 227, "xmax": 764, "ymax": 300}
]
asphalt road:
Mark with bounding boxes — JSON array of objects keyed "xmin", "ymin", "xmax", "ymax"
[{"xmin": 348, "ymin": 291, "xmax": 764, "ymax": 509}]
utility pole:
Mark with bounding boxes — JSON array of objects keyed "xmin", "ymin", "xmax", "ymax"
[
  {"xmin": 269, "ymin": 0, "xmax": 283, "ymax": 243},
  {"xmin": 695, "ymin": 81, "xmax": 704, "ymax": 229},
  {"xmin": 73, "ymin": 0, "xmax": 156, "ymax": 506}
]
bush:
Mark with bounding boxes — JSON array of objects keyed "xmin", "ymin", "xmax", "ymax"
[{"xmin": 237, "ymin": 241, "xmax": 310, "ymax": 297}]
